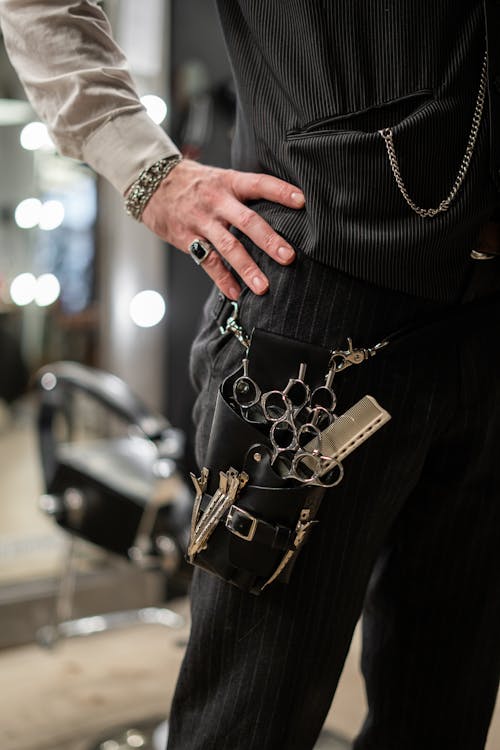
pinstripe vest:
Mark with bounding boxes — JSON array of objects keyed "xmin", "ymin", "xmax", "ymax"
[{"xmin": 216, "ymin": 0, "xmax": 500, "ymax": 300}]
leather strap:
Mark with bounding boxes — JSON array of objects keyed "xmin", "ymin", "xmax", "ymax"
[{"xmin": 225, "ymin": 504, "xmax": 294, "ymax": 551}]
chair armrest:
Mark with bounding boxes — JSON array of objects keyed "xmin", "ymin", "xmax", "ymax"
[{"xmin": 35, "ymin": 361, "xmax": 169, "ymax": 440}]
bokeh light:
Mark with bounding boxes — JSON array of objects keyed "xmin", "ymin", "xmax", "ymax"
[
  {"xmin": 35, "ymin": 273, "xmax": 61, "ymax": 307},
  {"xmin": 10, "ymin": 272, "xmax": 37, "ymax": 306},
  {"xmin": 39, "ymin": 200, "xmax": 65, "ymax": 231},
  {"xmin": 140, "ymin": 94, "xmax": 168, "ymax": 125},
  {"xmin": 20, "ymin": 121, "xmax": 55, "ymax": 151},
  {"xmin": 129, "ymin": 290, "xmax": 166, "ymax": 328},
  {"xmin": 14, "ymin": 198, "xmax": 42, "ymax": 229}
]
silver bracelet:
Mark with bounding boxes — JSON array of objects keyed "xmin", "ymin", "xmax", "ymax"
[{"xmin": 124, "ymin": 154, "xmax": 183, "ymax": 221}]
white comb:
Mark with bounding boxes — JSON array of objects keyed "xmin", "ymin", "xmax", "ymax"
[{"xmin": 304, "ymin": 395, "xmax": 391, "ymax": 474}]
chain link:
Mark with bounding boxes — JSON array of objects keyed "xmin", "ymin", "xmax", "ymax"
[{"xmin": 379, "ymin": 51, "xmax": 488, "ymax": 219}]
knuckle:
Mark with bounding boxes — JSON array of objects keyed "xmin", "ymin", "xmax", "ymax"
[
  {"xmin": 254, "ymin": 175, "xmax": 266, "ymax": 192},
  {"xmin": 246, "ymin": 174, "xmax": 262, "ymax": 194},
  {"xmin": 279, "ymin": 183, "xmax": 290, "ymax": 201},
  {"xmin": 238, "ymin": 208, "xmax": 255, "ymax": 230},
  {"xmin": 213, "ymin": 267, "xmax": 232, "ymax": 287},
  {"xmin": 218, "ymin": 235, "xmax": 238, "ymax": 257},
  {"xmin": 190, "ymin": 176, "xmax": 204, "ymax": 196},
  {"xmin": 203, "ymin": 249, "xmax": 221, "ymax": 271},
  {"xmin": 240, "ymin": 263, "xmax": 258, "ymax": 280},
  {"xmin": 226, "ymin": 169, "xmax": 241, "ymax": 195},
  {"xmin": 262, "ymin": 231, "xmax": 275, "ymax": 251}
]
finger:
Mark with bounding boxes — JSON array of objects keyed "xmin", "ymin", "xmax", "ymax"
[
  {"xmin": 207, "ymin": 226, "xmax": 269, "ymax": 295},
  {"xmin": 199, "ymin": 246, "xmax": 243, "ymax": 301},
  {"xmin": 222, "ymin": 197, "xmax": 296, "ymax": 264},
  {"xmin": 230, "ymin": 171, "xmax": 305, "ymax": 208}
]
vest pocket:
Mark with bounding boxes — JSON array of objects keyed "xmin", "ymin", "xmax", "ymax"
[
  {"xmin": 286, "ymin": 89, "xmax": 434, "ymax": 139},
  {"xmin": 283, "ymin": 92, "xmax": 465, "ymax": 226}
]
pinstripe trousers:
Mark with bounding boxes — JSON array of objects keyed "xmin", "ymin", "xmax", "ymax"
[{"xmin": 167, "ymin": 235, "xmax": 500, "ymax": 750}]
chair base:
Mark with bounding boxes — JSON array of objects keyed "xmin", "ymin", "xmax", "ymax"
[{"xmin": 36, "ymin": 606, "xmax": 184, "ymax": 648}]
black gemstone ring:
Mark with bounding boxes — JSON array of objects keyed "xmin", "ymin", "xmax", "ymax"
[{"xmin": 188, "ymin": 238, "xmax": 214, "ymax": 265}]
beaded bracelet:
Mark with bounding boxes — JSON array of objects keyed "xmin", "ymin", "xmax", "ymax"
[{"xmin": 124, "ymin": 154, "xmax": 183, "ymax": 221}]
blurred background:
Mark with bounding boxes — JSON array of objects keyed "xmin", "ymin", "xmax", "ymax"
[{"xmin": 0, "ymin": 2, "xmax": 497, "ymax": 750}]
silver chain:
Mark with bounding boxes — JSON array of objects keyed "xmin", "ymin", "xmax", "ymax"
[{"xmin": 379, "ymin": 51, "xmax": 488, "ymax": 219}]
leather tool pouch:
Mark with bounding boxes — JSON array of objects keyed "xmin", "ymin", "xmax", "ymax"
[
  {"xmin": 187, "ymin": 329, "xmax": 333, "ymax": 595},
  {"xmin": 188, "ymin": 287, "xmax": 500, "ymax": 594}
]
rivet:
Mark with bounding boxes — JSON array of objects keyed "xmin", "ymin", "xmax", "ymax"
[{"xmin": 253, "ymin": 452, "xmax": 262, "ymax": 462}]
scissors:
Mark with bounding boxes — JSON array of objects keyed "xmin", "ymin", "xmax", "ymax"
[
  {"xmin": 260, "ymin": 362, "xmax": 310, "ymax": 421},
  {"xmin": 272, "ymin": 448, "xmax": 344, "ymax": 488},
  {"xmin": 310, "ymin": 363, "xmax": 337, "ymax": 413},
  {"xmin": 233, "ymin": 361, "xmax": 310, "ymax": 425},
  {"xmin": 296, "ymin": 406, "xmax": 333, "ymax": 448},
  {"xmin": 294, "ymin": 361, "xmax": 338, "ymax": 443},
  {"xmin": 232, "ymin": 358, "xmax": 261, "ymax": 409}
]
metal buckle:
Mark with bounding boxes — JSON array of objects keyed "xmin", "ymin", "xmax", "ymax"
[{"xmin": 226, "ymin": 505, "xmax": 258, "ymax": 541}]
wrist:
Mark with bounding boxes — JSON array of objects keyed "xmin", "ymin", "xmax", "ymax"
[{"xmin": 124, "ymin": 154, "xmax": 183, "ymax": 221}]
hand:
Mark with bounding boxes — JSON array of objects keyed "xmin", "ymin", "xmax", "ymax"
[{"xmin": 141, "ymin": 159, "xmax": 305, "ymax": 299}]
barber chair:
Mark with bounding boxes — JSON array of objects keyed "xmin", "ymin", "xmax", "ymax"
[{"xmin": 34, "ymin": 361, "xmax": 193, "ymax": 647}]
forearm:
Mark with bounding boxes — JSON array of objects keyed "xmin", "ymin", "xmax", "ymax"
[{"xmin": 0, "ymin": 0, "xmax": 179, "ymax": 193}]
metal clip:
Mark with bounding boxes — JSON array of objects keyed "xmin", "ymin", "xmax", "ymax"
[
  {"xmin": 219, "ymin": 301, "xmax": 251, "ymax": 350},
  {"xmin": 294, "ymin": 509, "xmax": 318, "ymax": 549},
  {"xmin": 189, "ymin": 467, "xmax": 210, "ymax": 547},
  {"xmin": 329, "ymin": 337, "xmax": 388, "ymax": 372},
  {"xmin": 260, "ymin": 507, "xmax": 318, "ymax": 591},
  {"xmin": 190, "ymin": 467, "xmax": 209, "ymax": 497},
  {"xmin": 188, "ymin": 468, "xmax": 249, "ymax": 560}
]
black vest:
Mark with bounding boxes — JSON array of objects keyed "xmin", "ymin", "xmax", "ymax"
[{"xmin": 216, "ymin": 0, "xmax": 500, "ymax": 300}]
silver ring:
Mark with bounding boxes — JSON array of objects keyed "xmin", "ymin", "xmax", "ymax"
[{"xmin": 188, "ymin": 238, "xmax": 214, "ymax": 265}]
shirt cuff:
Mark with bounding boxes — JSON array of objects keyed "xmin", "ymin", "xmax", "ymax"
[{"xmin": 82, "ymin": 109, "xmax": 181, "ymax": 195}]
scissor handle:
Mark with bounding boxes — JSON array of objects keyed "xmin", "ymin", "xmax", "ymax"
[
  {"xmin": 296, "ymin": 422, "xmax": 322, "ymax": 450},
  {"xmin": 233, "ymin": 373, "xmax": 261, "ymax": 408},
  {"xmin": 270, "ymin": 417, "xmax": 299, "ymax": 451},
  {"xmin": 261, "ymin": 389, "xmax": 292, "ymax": 422},
  {"xmin": 283, "ymin": 377, "xmax": 310, "ymax": 411},
  {"xmin": 310, "ymin": 385, "xmax": 337, "ymax": 412}
]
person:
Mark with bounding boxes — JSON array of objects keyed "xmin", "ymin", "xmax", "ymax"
[{"xmin": 1, "ymin": 2, "xmax": 499, "ymax": 748}]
